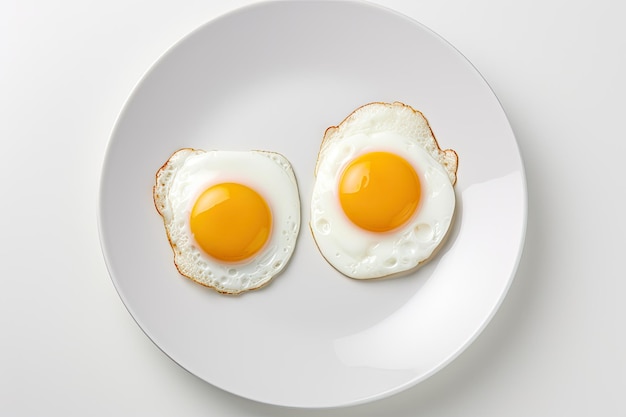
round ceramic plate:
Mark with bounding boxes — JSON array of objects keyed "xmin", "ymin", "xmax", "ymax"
[{"xmin": 99, "ymin": 0, "xmax": 526, "ymax": 408}]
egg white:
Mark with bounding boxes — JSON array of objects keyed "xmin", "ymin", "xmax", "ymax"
[
  {"xmin": 310, "ymin": 104, "xmax": 457, "ymax": 279},
  {"xmin": 154, "ymin": 149, "xmax": 300, "ymax": 294}
]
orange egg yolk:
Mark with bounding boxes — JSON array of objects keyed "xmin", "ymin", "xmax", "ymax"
[
  {"xmin": 338, "ymin": 151, "xmax": 421, "ymax": 232},
  {"xmin": 190, "ymin": 182, "xmax": 272, "ymax": 262}
]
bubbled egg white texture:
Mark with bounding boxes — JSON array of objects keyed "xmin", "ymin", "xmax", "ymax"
[
  {"xmin": 310, "ymin": 103, "xmax": 457, "ymax": 279},
  {"xmin": 154, "ymin": 149, "xmax": 300, "ymax": 294}
]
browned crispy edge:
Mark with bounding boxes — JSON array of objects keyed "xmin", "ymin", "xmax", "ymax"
[{"xmin": 317, "ymin": 101, "xmax": 459, "ymax": 186}]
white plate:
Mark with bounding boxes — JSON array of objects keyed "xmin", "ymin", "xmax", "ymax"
[{"xmin": 99, "ymin": 0, "xmax": 526, "ymax": 409}]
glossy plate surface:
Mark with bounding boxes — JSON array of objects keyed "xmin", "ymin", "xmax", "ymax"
[{"xmin": 99, "ymin": 0, "xmax": 526, "ymax": 408}]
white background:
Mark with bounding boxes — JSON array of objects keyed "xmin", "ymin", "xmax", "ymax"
[{"xmin": 1, "ymin": 0, "xmax": 624, "ymax": 415}]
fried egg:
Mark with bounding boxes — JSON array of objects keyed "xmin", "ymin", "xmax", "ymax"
[
  {"xmin": 310, "ymin": 102, "xmax": 458, "ymax": 279},
  {"xmin": 154, "ymin": 148, "xmax": 300, "ymax": 294}
]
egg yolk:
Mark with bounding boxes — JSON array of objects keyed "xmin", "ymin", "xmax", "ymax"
[
  {"xmin": 190, "ymin": 183, "xmax": 272, "ymax": 262},
  {"xmin": 338, "ymin": 151, "xmax": 421, "ymax": 232}
]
